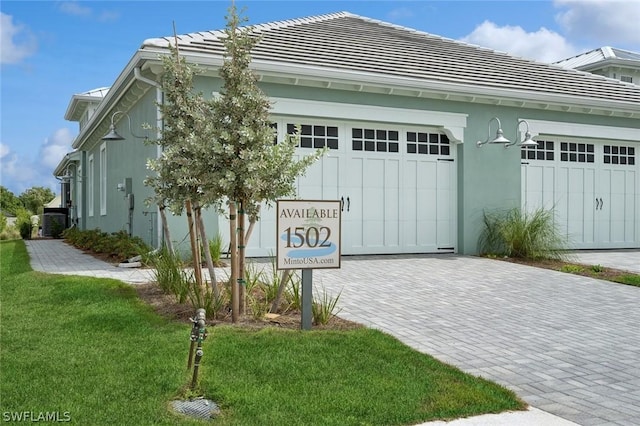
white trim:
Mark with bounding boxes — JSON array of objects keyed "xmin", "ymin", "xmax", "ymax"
[
  {"xmin": 88, "ymin": 154, "xmax": 94, "ymax": 217},
  {"xmin": 271, "ymin": 97, "xmax": 468, "ymax": 142},
  {"xmin": 524, "ymin": 118, "xmax": 640, "ymax": 142},
  {"xmin": 100, "ymin": 143, "xmax": 107, "ymax": 216},
  {"xmin": 76, "ymin": 165, "xmax": 83, "ymax": 220}
]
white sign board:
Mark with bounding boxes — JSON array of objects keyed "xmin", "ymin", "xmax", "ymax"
[{"xmin": 276, "ymin": 200, "xmax": 341, "ymax": 270}]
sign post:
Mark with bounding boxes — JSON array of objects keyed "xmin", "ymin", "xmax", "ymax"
[{"xmin": 276, "ymin": 200, "xmax": 341, "ymax": 330}]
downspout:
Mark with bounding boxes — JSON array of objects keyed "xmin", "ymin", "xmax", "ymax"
[{"xmin": 133, "ymin": 67, "xmax": 164, "ymax": 249}]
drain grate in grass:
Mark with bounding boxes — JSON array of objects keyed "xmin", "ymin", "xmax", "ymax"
[{"xmin": 171, "ymin": 398, "xmax": 220, "ymax": 420}]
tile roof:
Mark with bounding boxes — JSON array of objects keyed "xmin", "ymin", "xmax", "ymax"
[
  {"xmin": 555, "ymin": 46, "xmax": 640, "ymax": 69},
  {"xmin": 142, "ymin": 12, "xmax": 640, "ymax": 106}
]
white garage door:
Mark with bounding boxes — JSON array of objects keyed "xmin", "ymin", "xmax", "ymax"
[
  {"xmin": 233, "ymin": 119, "xmax": 457, "ymax": 256},
  {"xmin": 521, "ymin": 138, "xmax": 639, "ymax": 249}
]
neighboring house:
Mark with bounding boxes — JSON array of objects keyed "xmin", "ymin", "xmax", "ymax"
[
  {"xmin": 53, "ymin": 12, "xmax": 640, "ymax": 256},
  {"xmin": 554, "ymin": 46, "xmax": 640, "ymax": 86}
]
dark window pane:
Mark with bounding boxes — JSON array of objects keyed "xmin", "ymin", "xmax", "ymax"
[
  {"xmin": 612, "ymin": 146, "xmax": 619, "ymax": 155},
  {"xmin": 528, "ymin": 150, "xmax": 536, "ymax": 160},
  {"xmin": 548, "ymin": 152, "xmax": 554, "ymax": 161},
  {"xmin": 301, "ymin": 137, "xmax": 312, "ymax": 148},
  {"xmin": 314, "ymin": 138, "xmax": 325, "ymax": 148},
  {"xmin": 441, "ymin": 134, "xmax": 450, "ymax": 144},
  {"xmin": 604, "ymin": 145, "xmax": 610, "ymax": 154},
  {"xmin": 364, "ymin": 129, "xmax": 375, "ymax": 139},
  {"xmin": 353, "ymin": 140, "xmax": 362, "ymax": 151},
  {"xmin": 429, "ymin": 145, "xmax": 439, "ymax": 154},
  {"xmin": 621, "ymin": 157, "xmax": 627, "ymax": 165},
  {"xmin": 287, "ymin": 123, "xmax": 297, "ymax": 134},
  {"xmin": 407, "ymin": 144, "xmax": 416, "ymax": 154},
  {"xmin": 561, "ymin": 152, "xmax": 568, "ymax": 161},
  {"xmin": 389, "ymin": 143, "xmax": 399, "ymax": 153},
  {"xmin": 578, "ymin": 154, "xmax": 585, "ymax": 162},
  {"xmin": 629, "ymin": 157, "xmax": 635, "ymax": 165},
  {"xmin": 327, "ymin": 139, "xmax": 338, "ymax": 150},
  {"xmin": 389, "ymin": 131, "xmax": 399, "ymax": 141},
  {"xmin": 570, "ymin": 153, "xmax": 577, "ymax": 162},
  {"xmin": 578, "ymin": 144, "xmax": 585, "ymax": 152},
  {"xmin": 569, "ymin": 143, "xmax": 577, "ymax": 152},
  {"xmin": 377, "ymin": 130, "xmax": 387, "ymax": 140},
  {"xmin": 546, "ymin": 141, "xmax": 554, "ymax": 150},
  {"xmin": 376, "ymin": 142, "xmax": 386, "ymax": 152},
  {"xmin": 314, "ymin": 126, "xmax": 325, "ymax": 136},
  {"xmin": 327, "ymin": 127, "xmax": 338, "ymax": 137},
  {"xmin": 629, "ymin": 147, "xmax": 635, "ymax": 155},
  {"xmin": 418, "ymin": 133, "xmax": 428, "ymax": 143},
  {"xmin": 537, "ymin": 151, "xmax": 545, "ymax": 160},
  {"xmin": 587, "ymin": 154, "xmax": 594, "ymax": 163},
  {"xmin": 561, "ymin": 142, "xmax": 568, "ymax": 151},
  {"xmin": 612, "ymin": 156, "xmax": 619, "ymax": 164},
  {"xmin": 521, "ymin": 151, "xmax": 526, "ymax": 160},
  {"xmin": 441, "ymin": 146, "xmax": 450, "ymax": 155},
  {"xmin": 365, "ymin": 141, "xmax": 375, "ymax": 151},
  {"xmin": 587, "ymin": 144, "xmax": 594, "ymax": 153},
  {"xmin": 301, "ymin": 124, "xmax": 312, "ymax": 135},
  {"xmin": 429, "ymin": 133, "xmax": 438, "ymax": 143},
  {"xmin": 621, "ymin": 146, "xmax": 627, "ymax": 155},
  {"xmin": 418, "ymin": 144, "xmax": 428, "ymax": 154},
  {"xmin": 407, "ymin": 132, "xmax": 416, "ymax": 142},
  {"xmin": 352, "ymin": 128, "xmax": 362, "ymax": 138},
  {"xmin": 604, "ymin": 155, "xmax": 610, "ymax": 164}
]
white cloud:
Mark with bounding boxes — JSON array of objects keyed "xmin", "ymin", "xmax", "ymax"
[
  {"xmin": 0, "ymin": 13, "xmax": 37, "ymax": 65},
  {"xmin": 555, "ymin": 0, "xmax": 640, "ymax": 46},
  {"xmin": 460, "ymin": 20, "xmax": 578, "ymax": 63},
  {"xmin": 39, "ymin": 128, "xmax": 75, "ymax": 169},
  {"xmin": 58, "ymin": 1, "xmax": 93, "ymax": 17}
]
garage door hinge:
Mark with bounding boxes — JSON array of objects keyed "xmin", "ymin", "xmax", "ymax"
[
  {"xmin": 437, "ymin": 247, "xmax": 455, "ymax": 251},
  {"xmin": 437, "ymin": 158, "xmax": 454, "ymax": 162}
]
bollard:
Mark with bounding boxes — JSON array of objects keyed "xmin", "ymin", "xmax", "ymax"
[{"xmin": 190, "ymin": 308, "xmax": 208, "ymax": 390}]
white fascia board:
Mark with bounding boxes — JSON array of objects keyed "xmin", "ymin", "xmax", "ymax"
[
  {"xmin": 270, "ymin": 97, "xmax": 468, "ymax": 142},
  {"xmin": 523, "ymin": 118, "xmax": 640, "ymax": 142}
]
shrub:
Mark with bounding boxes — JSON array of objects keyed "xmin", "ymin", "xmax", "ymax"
[
  {"xmin": 208, "ymin": 232, "xmax": 226, "ymax": 266},
  {"xmin": 478, "ymin": 207, "xmax": 566, "ymax": 260},
  {"xmin": 0, "ymin": 225, "xmax": 20, "ymax": 241},
  {"xmin": 312, "ymin": 286, "xmax": 342, "ymax": 325},
  {"xmin": 15, "ymin": 209, "xmax": 32, "ymax": 240},
  {"xmin": 0, "ymin": 213, "xmax": 6, "ymax": 233},
  {"xmin": 62, "ymin": 228, "xmax": 150, "ymax": 262}
]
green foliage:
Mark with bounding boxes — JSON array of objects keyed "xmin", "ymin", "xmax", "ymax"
[
  {"xmin": 591, "ymin": 264, "xmax": 605, "ymax": 273},
  {"xmin": 15, "ymin": 208, "xmax": 32, "ymax": 240},
  {"xmin": 208, "ymin": 232, "xmax": 225, "ymax": 266},
  {"xmin": 18, "ymin": 186, "xmax": 55, "ymax": 215},
  {"xmin": 0, "ymin": 213, "xmax": 6, "ymax": 233},
  {"xmin": 62, "ymin": 227, "xmax": 150, "ymax": 262},
  {"xmin": 285, "ymin": 272, "xmax": 302, "ymax": 311},
  {"xmin": 560, "ymin": 264, "xmax": 585, "ymax": 274},
  {"xmin": 612, "ymin": 274, "xmax": 640, "ymax": 287},
  {"xmin": 312, "ymin": 287, "xmax": 343, "ymax": 325},
  {"xmin": 148, "ymin": 246, "xmax": 189, "ymax": 302},
  {"xmin": 478, "ymin": 207, "xmax": 567, "ymax": 260},
  {"xmin": 0, "ymin": 186, "xmax": 23, "ymax": 216},
  {"xmin": 49, "ymin": 216, "xmax": 64, "ymax": 239},
  {"xmin": 0, "ymin": 225, "xmax": 20, "ymax": 241}
]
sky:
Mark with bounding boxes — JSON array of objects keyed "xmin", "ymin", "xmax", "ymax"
[{"xmin": 1, "ymin": 0, "xmax": 639, "ymax": 197}]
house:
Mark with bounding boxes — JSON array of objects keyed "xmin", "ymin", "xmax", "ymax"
[
  {"xmin": 554, "ymin": 46, "xmax": 640, "ymax": 86},
  {"xmin": 53, "ymin": 12, "xmax": 640, "ymax": 256}
]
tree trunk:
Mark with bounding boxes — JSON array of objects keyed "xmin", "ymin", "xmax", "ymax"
[
  {"xmin": 158, "ymin": 203, "xmax": 173, "ymax": 254},
  {"xmin": 185, "ymin": 200, "xmax": 203, "ymax": 288},
  {"xmin": 270, "ymin": 269, "xmax": 291, "ymax": 313},
  {"xmin": 238, "ymin": 200, "xmax": 246, "ymax": 315},
  {"xmin": 229, "ymin": 201, "xmax": 239, "ymax": 322},
  {"xmin": 194, "ymin": 202, "xmax": 219, "ymax": 297},
  {"xmin": 244, "ymin": 205, "xmax": 259, "ymax": 246}
]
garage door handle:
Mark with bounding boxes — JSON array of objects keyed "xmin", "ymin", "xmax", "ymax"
[
  {"xmin": 347, "ymin": 197, "xmax": 350, "ymax": 212},
  {"xmin": 341, "ymin": 197, "xmax": 344, "ymax": 211},
  {"xmin": 599, "ymin": 198, "xmax": 604, "ymax": 210}
]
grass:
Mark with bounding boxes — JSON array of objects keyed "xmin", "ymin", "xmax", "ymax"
[{"xmin": 0, "ymin": 240, "xmax": 525, "ymax": 425}]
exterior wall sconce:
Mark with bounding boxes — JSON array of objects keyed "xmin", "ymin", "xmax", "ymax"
[
  {"xmin": 506, "ymin": 119, "xmax": 539, "ymax": 148},
  {"xmin": 102, "ymin": 111, "xmax": 146, "ymax": 141},
  {"xmin": 476, "ymin": 117, "xmax": 511, "ymax": 147}
]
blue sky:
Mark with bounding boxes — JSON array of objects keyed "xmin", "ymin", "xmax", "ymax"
[{"xmin": 2, "ymin": 0, "xmax": 639, "ymax": 196}]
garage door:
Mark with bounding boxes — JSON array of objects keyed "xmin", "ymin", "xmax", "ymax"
[
  {"xmin": 521, "ymin": 138, "xmax": 639, "ymax": 249},
  {"xmin": 233, "ymin": 119, "xmax": 457, "ymax": 256}
]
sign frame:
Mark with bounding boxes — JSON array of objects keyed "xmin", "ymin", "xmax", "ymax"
[{"xmin": 276, "ymin": 199, "xmax": 341, "ymax": 270}]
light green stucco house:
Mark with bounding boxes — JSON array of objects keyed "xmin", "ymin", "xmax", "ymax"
[{"xmin": 53, "ymin": 12, "xmax": 640, "ymax": 256}]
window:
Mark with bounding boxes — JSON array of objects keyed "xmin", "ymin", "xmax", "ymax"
[
  {"xmin": 100, "ymin": 143, "xmax": 107, "ymax": 215},
  {"xmin": 521, "ymin": 140, "xmax": 554, "ymax": 161},
  {"xmin": 604, "ymin": 145, "xmax": 635, "ymax": 165},
  {"xmin": 77, "ymin": 166, "xmax": 83, "ymax": 219},
  {"xmin": 560, "ymin": 142, "xmax": 594, "ymax": 163},
  {"xmin": 286, "ymin": 123, "xmax": 339, "ymax": 149},
  {"xmin": 351, "ymin": 128, "xmax": 399, "ymax": 152},
  {"xmin": 406, "ymin": 132, "xmax": 450, "ymax": 156},
  {"xmin": 620, "ymin": 75, "xmax": 633, "ymax": 83},
  {"xmin": 88, "ymin": 155, "xmax": 94, "ymax": 217}
]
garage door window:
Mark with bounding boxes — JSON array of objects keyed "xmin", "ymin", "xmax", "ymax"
[
  {"xmin": 521, "ymin": 140, "xmax": 554, "ymax": 160},
  {"xmin": 560, "ymin": 142, "xmax": 594, "ymax": 163},
  {"xmin": 604, "ymin": 145, "xmax": 635, "ymax": 165},
  {"xmin": 287, "ymin": 123, "xmax": 338, "ymax": 149},
  {"xmin": 406, "ymin": 132, "xmax": 450, "ymax": 155},
  {"xmin": 351, "ymin": 128, "xmax": 399, "ymax": 152}
]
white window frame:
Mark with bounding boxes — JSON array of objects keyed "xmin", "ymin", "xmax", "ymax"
[
  {"xmin": 88, "ymin": 154, "xmax": 94, "ymax": 217},
  {"xmin": 77, "ymin": 165, "xmax": 83, "ymax": 219},
  {"xmin": 100, "ymin": 143, "xmax": 107, "ymax": 216}
]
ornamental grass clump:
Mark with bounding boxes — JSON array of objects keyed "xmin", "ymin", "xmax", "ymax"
[{"xmin": 479, "ymin": 207, "xmax": 567, "ymax": 260}]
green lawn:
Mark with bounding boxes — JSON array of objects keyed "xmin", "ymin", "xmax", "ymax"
[{"xmin": 0, "ymin": 240, "xmax": 525, "ymax": 425}]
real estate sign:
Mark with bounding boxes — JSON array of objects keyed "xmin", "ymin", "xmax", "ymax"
[{"xmin": 276, "ymin": 199, "xmax": 341, "ymax": 270}]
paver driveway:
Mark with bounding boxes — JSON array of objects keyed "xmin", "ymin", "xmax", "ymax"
[{"xmin": 314, "ymin": 255, "xmax": 640, "ymax": 426}]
